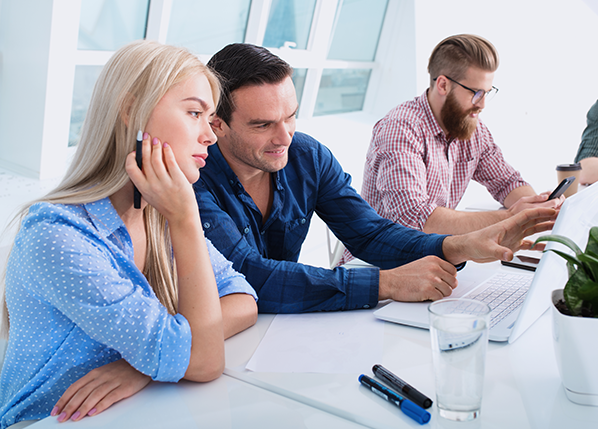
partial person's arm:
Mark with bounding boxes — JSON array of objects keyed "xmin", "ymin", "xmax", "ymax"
[
  {"xmin": 423, "ymin": 186, "xmax": 561, "ymax": 235},
  {"xmin": 441, "ymin": 207, "xmax": 557, "ymax": 265},
  {"xmin": 220, "ymin": 294, "xmax": 258, "ymax": 338},
  {"xmin": 575, "ymin": 100, "xmax": 598, "ymax": 185},
  {"xmin": 579, "ymin": 157, "xmax": 598, "ymax": 184},
  {"xmin": 132, "ymin": 135, "xmax": 224, "ymax": 382}
]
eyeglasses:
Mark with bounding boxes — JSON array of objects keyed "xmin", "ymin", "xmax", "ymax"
[{"xmin": 434, "ymin": 75, "xmax": 499, "ymax": 104}]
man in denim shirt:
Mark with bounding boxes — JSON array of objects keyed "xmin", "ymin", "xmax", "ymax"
[{"xmin": 193, "ymin": 43, "xmax": 555, "ymax": 314}]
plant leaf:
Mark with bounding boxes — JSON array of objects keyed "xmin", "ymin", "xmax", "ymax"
[
  {"xmin": 534, "ymin": 234, "xmax": 583, "ymax": 256},
  {"xmin": 586, "ymin": 227, "xmax": 598, "ymax": 256},
  {"xmin": 578, "ymin": 253, "xmax": 598, "ymax": 283},
  {"xmin": 576, "ymin": 280, "xmax": 598, "ymax": 315},
  {"xmin": 567, "ymin": 261, "xmax": 577, "ymax": 278},
  {"xmin": 544, "ymin": 248, "xmax": 582, "ymax": 270},
  {"xmin": 564, "ymin": 269, "xmax": 588, "ymax": 316}
]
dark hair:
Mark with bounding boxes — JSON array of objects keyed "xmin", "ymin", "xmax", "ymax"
[
  {"xmin": 207, "ymin": 43, "xmax": 293, "ymax": 124},
  {"xmin": 427, "ymin": 34, "xmax": 499, "ymax": 86}
]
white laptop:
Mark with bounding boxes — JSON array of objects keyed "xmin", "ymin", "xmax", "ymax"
[{"xmin": 374, "ymin": 181, "xmax": 598, "ymax": 343}]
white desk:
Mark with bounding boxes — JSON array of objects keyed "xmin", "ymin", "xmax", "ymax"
[
  {"xmin": 29, "ymin": 262, "xmax": 598, "ymax": 428},
  {"xmin": 223, "ymin": 263, "xmax": 598, "ymax": 429},
  {"xmin": 28, "ymin": 370, "xmax": 366, "ymax": 428}
]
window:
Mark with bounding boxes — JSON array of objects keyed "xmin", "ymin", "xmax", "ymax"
[
  {"xmin": 263, "ymin": 0, "xmax": 317, "ymax": 50},
  {"xmin": 68, "ymin": 0, "xmax": 388, "ymax": 146},
  {"xmin": 314, "ymin": 69, "xmax": 372, "ymax": 116},
  {"xmin": 69, "ymin": 66, "xmax": 103, "ymax": 147},
  {"xmin": 78, "ymin": 0, "xmax": 149, "ymax": 51},
  {"xmin": 166, "ymin": 0, "xmax": 251, "ymax": 55}
]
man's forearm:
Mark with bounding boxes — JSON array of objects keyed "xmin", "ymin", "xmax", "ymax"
[
  {"xmin": 580, "ymin": 158, "xmax": 598, "ymax": 184},
  {"xmin": 423, "ymin": 206, "xmax": 510, "ymax": 235},
  {"xmin": 503, "ymin": 185, "xmax": 536, "ymax": 209}
]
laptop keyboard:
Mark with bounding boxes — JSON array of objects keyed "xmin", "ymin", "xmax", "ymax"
[{"xmin": 468, "ymin": 273, "xmax": 533, "ymax": 328}]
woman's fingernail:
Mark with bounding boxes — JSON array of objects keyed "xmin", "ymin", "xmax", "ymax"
[
  {"xmin": 88, "ymin": 408, "xmax": 97, "ymax": 416},
  {"xmin": 163, "ymin": 142, "xmax": 169, "ymax": 148},
  {"xmin": 152, "ymin": 137, "xmax": 159, "ymax": 145},
  {"xmin": 51, "ymin": 406, "xmax": 59, "ymax": 416},
  {"xmin": 71, "ymin": 411, "xmax": 81, "ymax": 421},
  {"xmin": 143, "ymin": 132, "xmax": 149, "ymax": 140},
  {"xmin": 57, "ymin": 412, "xmax": 67, "ymax": 422}
]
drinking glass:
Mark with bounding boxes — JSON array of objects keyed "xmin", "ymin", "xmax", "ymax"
[{"xmin": 429, "ymin": 299, "xmax": 490, "ymax": 421}]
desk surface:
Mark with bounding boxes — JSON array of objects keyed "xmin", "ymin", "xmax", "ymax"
[{"xmin": 31, "ymin": 262, "xmax": 598, "ymax": 429}]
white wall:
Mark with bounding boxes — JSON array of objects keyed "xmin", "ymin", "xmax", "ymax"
[{"xmin": 0, "ymin": 0, "xmax": 80, "ymax": 180}]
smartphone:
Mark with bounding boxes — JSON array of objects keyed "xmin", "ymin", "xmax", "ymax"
[
  {"xmin": 501, "ymin": 254, "xmax": 541, "ymax": 272},
  {"xmin": 548, "ymin": 176, "xmax": 575, "ymax": 200}
]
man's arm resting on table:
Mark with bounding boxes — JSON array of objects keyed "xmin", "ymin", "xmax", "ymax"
[
  {"xmin": 423, "ymin": 186, "xmax": 559, "ymax": 235},
  {"xmin": 580, "ymin": 158, "xmax": 598, "ymax": 184},
  {"xmin": 220, "ymin": 293, "xmax": 258, "ymax": 339}
]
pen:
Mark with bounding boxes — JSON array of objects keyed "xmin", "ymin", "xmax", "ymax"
[
  {"xmin": 373, "ymin": 364, "xmax": 433, "ymax": 409},
  {"xmin": 358, "ymin": 374, "xmax": 430, "ymax": 425},
  {"xmin": 134, "ymin": 130, "xmax": 143, "ymax": 209}
]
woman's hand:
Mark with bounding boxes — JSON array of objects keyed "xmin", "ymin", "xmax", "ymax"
[
  {"xmin": 125, "ymin": 133, "xmax": 197, "ymax": 224},
  {"xmin": 51, "ymin": 359, "xmax": 151, "ymax": 423}
]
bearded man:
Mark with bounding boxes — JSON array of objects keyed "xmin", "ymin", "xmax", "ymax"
[{"xmin": 359, "ymin": 34, "xmax": 562, "ymax": 236}]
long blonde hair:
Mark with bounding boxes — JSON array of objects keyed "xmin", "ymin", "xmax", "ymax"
[{"xmin": 1, "ymin": 40, "xmax": 220, "ymax": 337}]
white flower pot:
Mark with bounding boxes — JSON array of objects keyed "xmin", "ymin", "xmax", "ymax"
[{"xmin": 551, "ymin": 289, "xmax": 598, "ymax": 406}]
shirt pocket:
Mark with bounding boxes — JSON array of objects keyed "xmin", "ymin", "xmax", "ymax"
[
  {"xmin": 451, "ymin": 159, "xmax": 477, "ymax": 184},
  {"xmin": 282, "ymin": 215, "xmax": 311, "ymax": 259}
]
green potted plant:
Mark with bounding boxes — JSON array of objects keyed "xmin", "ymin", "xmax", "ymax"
[{"xmin": 534, "ymin": 226, "xmax": 598, "ymax": 406}]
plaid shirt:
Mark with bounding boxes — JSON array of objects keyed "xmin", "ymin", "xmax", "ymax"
[{"xmin": 361, "ymin": 90, "xmax": 528, "ymax": 232}]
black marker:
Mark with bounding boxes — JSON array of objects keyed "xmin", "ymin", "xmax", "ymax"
[
  {"xmin": 373, "ymin": 364, "xmax": 433, "ymax": 409},
  {"xmin": 134, "ymin": 130, "xmax": 143, "ymax": 209},
  {"xmin": 358, "ymin": 374, "xmax": 430, "ymax": 425}
]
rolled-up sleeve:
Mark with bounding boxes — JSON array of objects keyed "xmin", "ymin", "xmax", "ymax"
[
  {"xmin": 471, "ymin": 127, "xmax": 529, "ymax": 205},
  {"xmin": 206, "ymin": 237, "xmax": 257, "ymax": 300}
]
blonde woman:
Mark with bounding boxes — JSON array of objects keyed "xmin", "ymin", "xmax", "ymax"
[{"xmin": 0, "ymin": 40, "xmax": 257, "ymax": 428}]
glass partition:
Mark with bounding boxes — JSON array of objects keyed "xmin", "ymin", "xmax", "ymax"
[
  {"xmin": 78, "ymin": 0, "xmax": 149, "ymax": 51},
  {"xmin": 314, "ymin": 69, "xmax": 372, "ymax": 116},
  {"xmin": 167, "ymin": 0, "xmax": 251, "ymax": 55},
  {"xmin": 69, "ymin": 66, "xmax": 103, "ymax": 147},
  {"xmin": 263, "ymin": 0, "xmax": 317, "ymax": 50},
  {"xmin": 327, "ymin": 0, "xmax": 388, "ymax": 61}
]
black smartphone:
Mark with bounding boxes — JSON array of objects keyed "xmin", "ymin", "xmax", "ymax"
[
  {"xmin": 501, "ymin": 254, "xmax": 541, "ymax": 271},
  {"xmin": 134, "ymin": 131, "xmax": 143, "ymax": 209},
  {"xmin": 548, "ymin": 176, "xmax": 575, "ymax": 200}
]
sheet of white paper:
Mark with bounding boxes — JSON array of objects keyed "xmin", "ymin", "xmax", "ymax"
[{"xmin": 246, "ymin": 310, "xmax": 385, "ymax": 374}]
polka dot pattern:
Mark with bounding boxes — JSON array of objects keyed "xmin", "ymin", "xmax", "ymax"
[{"xmin": 0, "ymin": 198, "xmax": 256, "ymax": 428}]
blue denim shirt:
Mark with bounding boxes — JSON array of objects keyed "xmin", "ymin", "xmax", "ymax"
[
  {"xmin": 194, "ymin": 132, "xmax": 447, "ymax": 313},
  {"xmin": 0, "ymin": 198, "xmax": 256, "ymax": 428}
]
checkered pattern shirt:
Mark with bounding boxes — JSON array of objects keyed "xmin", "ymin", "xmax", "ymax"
[{"xmin": 361, "ymin": 90, "xmax": 528, "ymax": 232}]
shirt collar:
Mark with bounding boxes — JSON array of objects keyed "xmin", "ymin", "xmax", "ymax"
[
  {"xmin": 83, "ymin": 197, "xmax": 125, "ymax": 238},
  {"xmin": 418, "ymin": 89, "xmax": 447, "ymax": 140},
  {"xmin": 209, "ymin": 143, "xmax": 284, "ymax": 191}
]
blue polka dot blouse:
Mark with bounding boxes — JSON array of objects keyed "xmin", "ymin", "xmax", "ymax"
[{"xmin": 0, "ymin": 198, "xmax": 256, "ymax": 428}]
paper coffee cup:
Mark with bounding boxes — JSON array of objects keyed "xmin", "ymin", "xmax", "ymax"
[{"xmin": 556, "ymin": 163, "xmax": 582, "ymax": 197}]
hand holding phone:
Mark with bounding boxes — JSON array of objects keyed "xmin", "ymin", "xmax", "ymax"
[{"xmin": 548, "ymin": 176, "xmax": 575, "ymax": 200}]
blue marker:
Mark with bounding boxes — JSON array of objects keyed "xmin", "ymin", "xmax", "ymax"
[{"xmin": 358, "ymin": 374, "xmax": 430, "ymax": 425}]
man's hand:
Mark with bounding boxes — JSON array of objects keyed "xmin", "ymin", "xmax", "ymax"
[
  {"xmin": 507, "ymin": 192, "xmax": 564, "ymax": 216},
  {"xmin": 443, "ymin": 207, "xmax": 557, "ymax": 265},
  {"xmin": 51, "ymin": 359, "xmax": 151, "ymax": 423},
  {"xmin": 379, "ymin": 256, "xmax": 458, "ymax": 302}
]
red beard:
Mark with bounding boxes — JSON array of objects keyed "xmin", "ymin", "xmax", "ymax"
[{"xmin": 440, "ymin": 91, "xmax": 480, "ymax": 140}]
